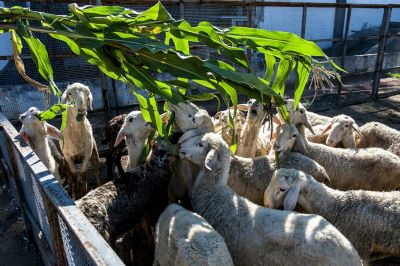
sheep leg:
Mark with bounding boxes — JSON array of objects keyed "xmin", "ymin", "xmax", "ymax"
[
  {"xmin": 90, "ymin": 145, "xmax": 101, "ymax": 186},
  {"xmin": 63, "ymin": 155, "xmax": 80, "ymax": 199}
]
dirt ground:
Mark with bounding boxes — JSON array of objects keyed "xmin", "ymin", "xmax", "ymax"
[{"xmin": 0, "ymin": 94, "xmax": 399, "ymax": 265}]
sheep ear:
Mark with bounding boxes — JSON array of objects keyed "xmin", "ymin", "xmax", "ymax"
[
  {"xmin": 19, "ymin": 113, "xmax": 27, "ymax": 122},
  {"xmin": 19, "ymin": 126, "xmax": 29, "ymax": 144},
  {"xmin": 352, "ymin": 122, "xmax": 361, "ymax": 135},
  {"xmin": 284, "ymin": 184, "xmax": 300, "ymax": 211},
  {"xmin": 61, "ymin": 89, "xmax": 69, "ymax": 104},
  {"xmin": 45, "ymin": 123, "xmax": 62, "ymax": 140},
  {"xmin": 322, "ymin": 123, "xmax": 332, "ymax": 134},
  {"xmin": 294, "ymin": 134, "xmax": 307, "ymax": 153},
  {"xmin": 87, "ymin": 91, "xmax": 93, "ymax": 110},
  {"xmin": 236, "ymin": 104, "xmax": 249, "ymax": 111},
  {"xmin": 304, "ymin": 118, "xmax": 315, "ymax": 135},
  {"xmin": 205, "ymin": 149, "xmax": 218, "ymax": 171},
  {"xmin": 114, "ymin": 129, "xmax": 127, "ymax": 147}
]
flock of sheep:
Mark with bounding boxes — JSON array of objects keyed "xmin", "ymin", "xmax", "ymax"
[{"xmin": 18, "ymin": 82, "xmax": 400, "ymax": 265}]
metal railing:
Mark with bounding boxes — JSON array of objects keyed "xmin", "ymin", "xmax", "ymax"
[{"xmin": 0, "ymin": 113, "xmax": 124, "ymax": 266}]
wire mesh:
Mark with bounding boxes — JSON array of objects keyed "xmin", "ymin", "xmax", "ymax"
[
  {"xmin": 58, "ymin": 215, "xmax": 92, "ymax": 266},
  {"xmin": 12, "ymin": 145, "xmax": 54, "ymax": 250}
]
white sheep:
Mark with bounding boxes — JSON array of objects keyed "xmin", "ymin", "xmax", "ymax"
[
  {"xmin": 178, "ymin": 132, "xmax": 362, "ymax": 266},
  {"xmin": 324, "ymin": 114, "xmax": 361, "ymax": 148},
  {"xmin": 235, "ymin": 99, "xmax": 270, "ymax": 157},
  {"xmin": 264, "ymin": 168, "xmax": 400, "ymax": 263},
  {"xmin": 274, "ymin": 123, "xmax": 400, "ymax": 191},
  {"xmin": 113, "ymin": 111, "xmax": 154, "ymax": 171},
  {"xmin": 153, "ymin": 203, "xmax": 234, "ymax": 266},
  {"xmin": 212, "ymin": 107, "xmax": 245, "ymax": 146},
  {"xmin": 61, "ymin": 82, "xmax": 100, "ymax": 198},
  {"xmin": 19, "ymin": 107, "xmax": 64, "ymax": 181},
  {"xmin": 357, "ymin": 121, "xmax": 400, "ymax": 156}
]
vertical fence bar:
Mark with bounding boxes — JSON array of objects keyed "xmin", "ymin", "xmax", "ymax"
[
  {"xmin": 336, "ymin": 6, "xmax": 352, "ymax": 105},
  {"xmin": 180, "ymin": 0, "xmax": 184, "ymax": 19},
  {"xmin": 372, "ymin": 6, "xmax": 392, "ymax": 98},
  {"xmin": 301, "ymin": 4, "xmax": 307, "ymax": 39},
  {"xmin": 246, "ymin": 0, "xmax": 255, "ymax": 65},
  {"xmin": 43, "ymin": 194, "xmax": 68, "ymax": 265}
]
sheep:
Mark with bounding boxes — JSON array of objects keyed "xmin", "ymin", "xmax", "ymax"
[
  {"xmin": 153, "ymin": 203, "xmax": 234, "ymax": 266},
  {"xmin": 61, "ymin": 82, "xmax": 100, "ymax": 198},
  {"xmin": 324, "ymin": 115, "xmax": 361, "ymax": 148},
  {"xmin": 18, "ymin": 107, "xmax": 64, "ymax": 181},
  {"xmin": 235, "ymin": 99, "xmax": 270, "ymax": 157},
  {"xmin": 264, "ymin": 168, "xmax": 400, "ymax": 263},
  {"xmin": 76, "ymin": 138, "xmax": 174, "ymax": 265},
  {"xmin": 274, "ymin": 123, "xmax": 400, "ymax": 191},
  {"xmin": 357, "ymin": 121, "xmax": 400, "ymax": 156},
  {"xmin": 178, "ymin": 132, "xmax": 362, "ymax": 266},
  {"xmin": 113, "ymin": 111, "xmax": 154, "ymax": 171},
  {"xmin": 212, "ymin": 108, "xmax": 245, "ymax": 146},
  {"xmin": 307, "ymin": 110, "xmax": 331, "ymax": 126},
  {"xmin": 103, "ymin": 114, "xmax": 128, "ymax": 177},
  {"xmin": 167, "ymin": 101, "xmax": 214, "ymax": 134}
]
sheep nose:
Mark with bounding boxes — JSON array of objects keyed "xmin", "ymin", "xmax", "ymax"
[
  {"xmin": 327, "ymin": 139, "xmax": 333, "ymax": 144},
  {"xmin": 78, "ymin": 108, "xmax": 85, "ymax": 113},
  {"xmin": 265, "ymin": 204, "xmax": 271, "ymax": 208}
]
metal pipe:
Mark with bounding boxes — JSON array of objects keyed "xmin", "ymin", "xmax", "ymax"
[
  {"xmin": 372, "ymin": 7, "xmax": 392, "ymax": 98},
  {"xmin": 301, "ymin": 5, "xmax": 307, "ymax": 38}
]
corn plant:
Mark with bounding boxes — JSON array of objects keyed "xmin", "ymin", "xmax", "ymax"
[{"xmin": 0, "ymin": 2, "xmax": 342, "ymax": 140}]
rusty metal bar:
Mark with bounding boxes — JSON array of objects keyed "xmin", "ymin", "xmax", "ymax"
[
  {"xmin": 42, "ymin": 194, "xmax": 68, "ymax": 265},
  {"xmin": 301, "ymin": 5, "xmax": 307, "ymax": 39},
  {"xmin": 336, "ymin": 6, "xmax": 352, "ymax": 105},
  {"xmin": 372, "ymin": 6, "xmax": 392, "ymax": 98}
]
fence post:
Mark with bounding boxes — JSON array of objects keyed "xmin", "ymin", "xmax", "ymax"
[
  {"xmin": 180, "ymin": 0, "xmax": 184, "ymax": 19},
  {"xmin": 372, "ymin": 6, "xmax": 392, "ymax": 98},
  {"xmin": 42, "ymin": 194, "xmax": 68, "ymax": 266},
  {"xmin": 336, "ymin": 6, "xmax": 352, "ymax": 105},
  {"xmin": 301, "ymin": 4, "xmax": 307, "ymax": 39}
]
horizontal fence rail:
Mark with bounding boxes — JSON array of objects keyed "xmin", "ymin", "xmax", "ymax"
[{"xmin": 0, "ymin": 113, "xmax": 124, "ymax": 266}]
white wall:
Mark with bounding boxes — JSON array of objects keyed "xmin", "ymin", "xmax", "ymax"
[
  {"xmin": 259, "ymin": 0, "xmax": 400, "ymax": 49},
  {"xmin": 0, "ymin": 1, "xmax": 13, "ymax": 71}
]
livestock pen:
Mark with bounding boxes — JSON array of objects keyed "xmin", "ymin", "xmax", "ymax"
[{"xmin": 0, "ymin": 1, "xmax": 400, "ymax": 265}]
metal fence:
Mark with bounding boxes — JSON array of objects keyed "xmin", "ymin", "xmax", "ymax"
[{"xmin": 0, "ymin": 112, "xmax": 124, "ymax": 266}]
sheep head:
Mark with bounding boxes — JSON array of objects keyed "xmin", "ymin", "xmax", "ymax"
[
  {"xmin": 168, "ymin": 101, "xmax": 214, "ymax": 133},
  {"xmin": 279, "ymin": 99, "xmax": 314, "ymax": 135},
  {"xmin": 264, "ymin": 168, "xmax": 306, "ymax": 211},
  {"xmin": 19, "ymin": 107, "xmax": 62, "ymax": 144},
  {"xmin": 178, "ymin": 132, "xmax": 231, "ymax": 174},
  {"xmin": 61, "ymin": 83, "xmax": 93, "ymax": 120},
  {"xmin": 273, "ymin": 124, "xmax": 306, "ymax": 153},
  {"xmin": 114, "ymin": 111, "xmax": 153, "ymax": 147},
  {"xmin": 213, "ymin": 108, "xmax": 245, "ymax": 145},
  {"xmin": 243, "ymin": 99, "xmax": 268, "ymax": 125},
  {"xmin": 325, "ymin": 115, "xmax": 360, "ymax": 147}
]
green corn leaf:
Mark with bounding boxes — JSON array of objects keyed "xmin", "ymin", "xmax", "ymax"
[
  {"xmin": 133, "ymin": 92, "xmax": 163, "ymax": 136},
  {"xmin": 37, "ymin": 103, "xmax": 71, "ymax": 131},
  {"xmin": 186, "ymin": 93, "xmax": 221, "ymax": 111},
  {"xmin": 294, "ymin": 59, "xmax": 311, "ymax": 110},
  {"xmin": 264, "ymin": 53, "xmax": 276, "ymax": 83},
  {"xmin": 81, "ymin": 5, "xmax": 137, "ymax": 17},
  {"xmin": 272, "ymin": 58, "xmax": 295, "ymax": 96},
  {"xmin": 133, "ymin": 2, "xmax": 173, "ymax": 25}
]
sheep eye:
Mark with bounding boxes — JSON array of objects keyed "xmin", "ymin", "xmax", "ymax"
[
  {"xmin": 299, "ymin": 109, "xmax": 304, "ymax": 114},
  {"xmin": 292, "ymin": 134, "xmax": 297, "ymax": 138},
  {"xmin": 198, "ymin": 142, "xmax": 204, "ymax": 147},
  {"xmin": 68, "ymin": 92, "xmax": 72, "ymax": 96},
  {"xmin": 279, "ymin": 188, "xmax": 286, "ymax": 192},
  {"xmin": 192, "ymin": 117, "xmax": 196, "ymax": 123},
  {"xmin": 188, "ymin": 114, "xmax": 192, "ymax": 118},
  {"xmin": 128, "ymin": 117, "xmax": 134, "ymax": 123},
  {"xmin": 345, "ymin": 125, "xmax": 349, "ymax": 128}
]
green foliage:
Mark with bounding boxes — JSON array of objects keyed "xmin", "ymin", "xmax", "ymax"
[
  {"xmin": 37, "ymin": 104, "xmax": 71, "ymax": 131},
  {"xmin": 388, "ymin": 72, "xmax": 400, "ymax": 79},
  {"xmin": 0, "ymin": 2, "xmax": 343, "ymax": 135}
]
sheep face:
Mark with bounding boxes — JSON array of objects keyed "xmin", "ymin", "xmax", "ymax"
[
  {"xmin": 168, "ymin": 101, "xmax": 214, "ymax": 132},
  {"xmin": 213, "ymin": 109, "xmax": 245, "ymax": 143},
  {"xmin": 246, "ymin": 99, "xmax": 268, "ymax": 124},
  {"xmin": 273, "ymin": 124, "xmax": 300, "ymax": 152},
  {"xmin": 178, "ymin": 133, "xmax": 230, "ymax": 172},
  {"xmin": 325, "ymin": 115, "xmax": 360, "ymax": 147},
  {"xmin": 61, "ymin": 83, "xmax": 93, "ymax": 116},
  {"xmin": 149, "ymin": 139, "xmax": 174, "ymax": 168},
  {"xmin": 114, "ymin": 111, "xmax": 153, "ymax": 147},
  {"xmin": 280, "ymin": 99, "xmax": 314, "ymax": 135},
  {"xmin": 264, "ymin": 169, "xmax": 304, "ymax": 211},
  {"xmin": 19, "ymin": 107, "xmax": 62, "ymax": 143}
]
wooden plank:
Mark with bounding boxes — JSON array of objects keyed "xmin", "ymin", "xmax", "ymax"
[{"xmin": 0, "ymin": 113, "xmax": 124, "ymax": 266}]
